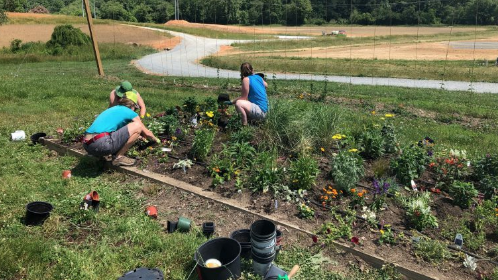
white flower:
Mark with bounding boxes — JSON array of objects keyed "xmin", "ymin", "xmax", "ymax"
[{"xmin": 463, "ymin": 254, "xmax": 477, "ymax": 271}]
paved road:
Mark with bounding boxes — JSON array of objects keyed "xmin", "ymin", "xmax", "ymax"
[{"xmin": 136, "ymin": 27, "xmax": 498, "ymax": 94}]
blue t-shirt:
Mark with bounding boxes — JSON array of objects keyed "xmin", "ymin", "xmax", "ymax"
[
  {"xmin": 248, "ymin": 75, "xmax": 268, "ymax": 113},
  {"xmin": 86, "ymin": 106, "xmax": 138, "ymax": 134}
]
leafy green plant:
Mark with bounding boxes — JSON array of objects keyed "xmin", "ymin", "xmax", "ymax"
[
  {"xmin": 474, "ymin": 154, "xmax": 498, "ymax": 178},
  {"xmin": 379, "ymin": 227, "xmax": 398, "ymax": 245},
  {"xmin": 478, "ymin": 175, "xmax": 498, "ymax": 199},
  {"xmin": 226, "ymin": 141, "xmax": 256, "ymax": 170},
  {"xmin": 414, "ymin": 237, "xmax": 451, "ymax": 264},
  {"xmin": 381, "ymin": 122, "xmax": 399, "ymax": 154},
  {"xmin": 390, "ymin": 145, "xmax": 428, "ymax": 186},
  {"xmin": 405, "ymin": 192, "xmax": 438, "ymax": 231},
  {"xmin": 182, "ymin": 96, "xmax": 198, "ymax": 115},
  {"xmin": 318, "ymin": 212, "xmax": 355, "ymax": 242},
  {"xmin": 289, "ymin": 155, "xmax": 319, "ymax": 190},
  {"xmin": 248, "ymin": 150, "xmax": 283, "ymax": 193},
  {"xmin": 158, "ymin": 114, "xmax": 180, "ymax": 136},
  {"xmin": 146, "ymin": 118, "xmax": 166, "ymax": 136},
  {"xmin": 448, "ymin": 181, "xmax": 478, "ymax": 209},
  {"xmin": 190, "ymin": 128, "xmax": 215, "ymax": 161},
  {"xmin": 298, "ymin": 203, "xmax": 315, "ymax": 219},
  {"xmin": 356, "ymin": 125, "xmax": 385, "ymax": 159},
  {"xmin": 330, "ymin": 150, "xmax": 364, "ymax": 192},
  {"xmin": 230, "ymin": 126, "xmax": 255, "ymax": 144}
]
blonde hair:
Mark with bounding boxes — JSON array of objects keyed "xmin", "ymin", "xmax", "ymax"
[{"xmin": 240, "ymin": 62, "xmax": 253, "ymax": 79}]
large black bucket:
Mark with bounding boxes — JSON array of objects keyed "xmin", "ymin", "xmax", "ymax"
[
  {"xmin": 194, "ymin": 237, "xmax": 241, "ymax": 280},
  {"xmin": 25, "ymin": 201, "xmax": 53, "ymax": 226},
  {"xmin": 250, "ymin": 220, "xmax": 277, "ymax": 256},
  {"xmin": 230, "ymin": 229, "xmax": 251, "ymax": 259}
]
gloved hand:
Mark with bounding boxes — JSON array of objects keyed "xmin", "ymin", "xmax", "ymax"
[{"xmin": 223, "ymin": 100, "xmax": 233, "ymax": 105}]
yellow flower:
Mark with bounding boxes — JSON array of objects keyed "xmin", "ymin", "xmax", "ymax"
[
  {"xmin": 146, "ymin": 113, "xmax": 151, "ymax": 117},
  {"xmin": 371, "ymin": 111, "xmax": 376, "ymax": 115},
  {"xmin": 171, "ymin": 136, "xmax": 177, "ymax": 141},
  {"xmin": 380, "ymin": 117, "xmax": 385, "ymax": 120},
  {"xmin": 348, "ymin": 148, "xmax": 358, "ymax": 152},
  {"xmin": 320, "ymin": 147, "xmax": 325, "ymax": 152},
  {"xmin": 206, "ymin": 111, "xmax": 214, "ymax": 118},
  {"xmin": 234, "ymin": 170, "xmax": 241, "ymax": 176},
  {"xmin": 380, "ymin": 229, "xmax": 385, "ymax": 235},
  {"xmin": 332, "ymin": 134, "xmax": 343, "ymax": 140},
  {"xmin": 384, "ymin": 114, "xmax": 394, "ymax": 118}
]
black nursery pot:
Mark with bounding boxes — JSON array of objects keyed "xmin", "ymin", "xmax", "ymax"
[
  {"xmin": 30, "ymin": 132, "xmax": 46, "ymax": 145},
  {"xmin": 25, "ymin": 201, "xmax": 53, "ymax": 226}
]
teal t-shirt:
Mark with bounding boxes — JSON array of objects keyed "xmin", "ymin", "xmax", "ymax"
[
  {"xmin": 86, "ymin": 106, "xmax": 138, "ymax": 134},
  {"xmin": 248, "ymin": 75, "xmax": 268, "ymax": 113}
]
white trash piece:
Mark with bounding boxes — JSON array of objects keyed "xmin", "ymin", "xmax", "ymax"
[{"xmin": 11, "ymin": 130, "xmax": 26, "ymax": 141}]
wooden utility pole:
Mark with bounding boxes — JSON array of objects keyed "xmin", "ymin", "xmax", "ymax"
[{"xmin": 83, "ymin": 0, "xmax": 104, "ymax": 76}]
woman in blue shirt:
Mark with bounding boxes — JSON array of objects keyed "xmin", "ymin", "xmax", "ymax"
[
  {"xmin": 83, "ymin": 91, "xmax": 158, "ymax": 166},
  {"xmin": 232, "ymin": 62, "xmax": 269, "ymax": 126}
]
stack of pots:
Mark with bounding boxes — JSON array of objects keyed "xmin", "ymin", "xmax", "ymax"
[{"xmin": 250, "ymin": 220, "xmax": 277, "ymax": 276}]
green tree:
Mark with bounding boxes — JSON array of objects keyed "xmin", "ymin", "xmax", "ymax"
[
  {"xmin": 99, "ymin": 0, "xmax": 136, "ymax": 21},
  {"xmin": 284, "ymin": 0, "xmax": 312, "ymax": 25},
  {"xmin": 133, "ymin": 3, "xmax": 152, "ymax": 22},
  {"xmin": 3, "ymin": 0, "xmax": 27, "ymax": 12}
]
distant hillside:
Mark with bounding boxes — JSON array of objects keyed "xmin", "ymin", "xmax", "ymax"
[{"xmin": 1, "ymin": 0, "xmax": 497, "ymax": 26}]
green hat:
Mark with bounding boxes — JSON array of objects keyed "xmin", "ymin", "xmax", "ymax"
[
  {"xmin": 124, "ymin": 91, "xmax": 138, "ymax": 105},
  {"xmin": 115, "ymin": 81, "xmax": 137, "ymax": 98}
]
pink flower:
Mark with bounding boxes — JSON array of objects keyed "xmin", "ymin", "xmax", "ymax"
[{"xmin": 351, "ymin": 236, "xmax": 359, "ymax": 245}]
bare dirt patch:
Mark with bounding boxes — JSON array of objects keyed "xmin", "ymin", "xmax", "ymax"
[{"xmin": 0, "ymin": 23, "xmax": 180, "ymax": 50}]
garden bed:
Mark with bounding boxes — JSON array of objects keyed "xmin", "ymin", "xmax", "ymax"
[{"xmin": 54, "ymin": 96, "xmax": 498, "ymax": 280}]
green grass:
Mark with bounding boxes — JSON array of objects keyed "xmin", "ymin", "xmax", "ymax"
[
  {"xmin": 1, "ymin": 38, "xmax": 498, "ymax": 279},
  {"xmin": 202, "ymin": 55, "xmax": 498, "ymax": 82}
]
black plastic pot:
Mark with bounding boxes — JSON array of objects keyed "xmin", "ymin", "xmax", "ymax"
[
  {"xmin": 25, "ymin": 201, "xmax": 53, "ymax": 226},
  {"xmin": 118, "ymin": 267, "xmax": 164, "ymax": 280},
  {"xmin": 167, "ymin": 221, "xmax": 177, "ymax": 233},
  {"xmin": 194, "ymin": 238, "xmax": 241, "ymax": 280},
  {"xmin": 30, "ymin": 132, "xmax": 46, "ymax": 145},
  {"xmin": 203, "ymin": 222, "xmax": 215, "ymax": 237},
  {"xmin": 217, "ymin": 94, "xmax": 230, "ymax": 103},
  {"xmin": 230, "ymin": 229, "xmax": 251, "ymax": 259}
]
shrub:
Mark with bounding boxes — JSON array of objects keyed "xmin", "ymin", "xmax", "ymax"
[
  {"xmin": 330, "ymin": 150, "xmax": 364, "ymax": 192},
  {"xmin": 448, "ymin": 181, "xmax": 478, "ymax": 209},
  {"xmin": 0, "ymin": 9, "xmax": 7, "ymax": 25},
  {"xmin": 390, "ymin": 145, "xmax": 428, "ymax": 186},
  {"xmin": 414, "ymin": 237, "xmax": 451, "ymax": 264},
  {"xmin": 248, "ymin": 150, "xmax": 283, "ymax": 193},
  {"xmin": 405, "ymin": 192, "xmax": 438, "ymax": 231},
  {"xmin": 288, "ymin": 155, "xmax": 319, "ymax": 190},
  {"xmin": 158, "ymin": 115, "xmax": 180, "ymax": 136},
  {"xmin": 190, "ymin": 128, "xmax": 215, "ymax": 161},
  {"xmin": 182, "ymin": 96, "xmax": 198, "ymax": 115},
  {"xmin": 46, "ymin": 25, "xmax": 91, "ymax": 50}
]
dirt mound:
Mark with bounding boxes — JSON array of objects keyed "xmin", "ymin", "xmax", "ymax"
[
  {"xmin": 29, "ymin": 5, "xmax": 49, "ymax": 14},
  {"xmin": 165, "ymin": 20, "xmax": 190, "ymax": 25}
]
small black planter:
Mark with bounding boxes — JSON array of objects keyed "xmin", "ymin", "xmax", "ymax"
[
  {"xmin": 30, "ymin": 132, "xmax": 46, "ymax": 145},
  {"xmin": 25, "ymin": 201, "xmax": 53, "ymax": 226},
  {"xmin": 167, "ymin": 220, "xmax": 177, "ymax": 233},
  {"xmin": 203, "ymin": 222, "xmax": 215, "ymax": 237},
  {"xmin": 118, "ymin": 267, "xmax": 164, "ymax": 280}
]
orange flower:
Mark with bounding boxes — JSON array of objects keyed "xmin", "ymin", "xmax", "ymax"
[
  {"xmin": 357, "ymin": 192, "xmax": 364, "ymax": 198},
  {"xmin": 428, "ymin": 162, "xmax": 436, "ymax": 168},
  {"xmin": 350, "ymin": 188, "xmax": 356, "ymax": 193}
]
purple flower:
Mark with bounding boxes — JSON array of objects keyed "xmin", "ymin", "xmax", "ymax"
[
  {"xmin": 175, "ymin": 128, "xmax": 182, "ymax": 135},
  {"xmin": 383, "ymin": 182, "xmax": 390, "ymax": 194},
  {"xmin": 373, "ymin": 179, "xmax": 381, "ymax": 195},
  {"xmin": 427, "ymin": 150, "xmax": 433, "ymax": 157}
]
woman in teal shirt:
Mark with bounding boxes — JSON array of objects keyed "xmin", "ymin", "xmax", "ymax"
[
  {"xmin": 83, "ymin": 91, "xmax": 158, "ymax": 166},
  {"xmin": 232, "ymin": 62, "xmax": 269, "ymax": 126}
]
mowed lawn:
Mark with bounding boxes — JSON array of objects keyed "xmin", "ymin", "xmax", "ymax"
[{"xmin": 1, "ymin": 30, "xmax": 498, "ymax": 278}]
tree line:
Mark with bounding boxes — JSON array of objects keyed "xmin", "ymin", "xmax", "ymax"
[{"xmin": 1, "ymin": 0, "xmax": 497, "ymax": 26}]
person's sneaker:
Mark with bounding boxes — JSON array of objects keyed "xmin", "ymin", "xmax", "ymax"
[{"xmin": 112, "ymin": 156, "xmax": 136, "ymax": 166}]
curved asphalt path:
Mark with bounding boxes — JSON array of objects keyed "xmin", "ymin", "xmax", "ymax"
[{"xmin": 136, "ymin": 27, "xmax": 498, "ymax": 94}]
